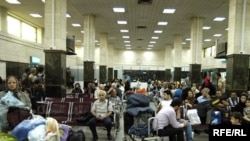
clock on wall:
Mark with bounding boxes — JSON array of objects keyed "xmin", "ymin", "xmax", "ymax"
[{"xmin": 136, "ymin": 58, "xmax": 142, "ymax": 65}]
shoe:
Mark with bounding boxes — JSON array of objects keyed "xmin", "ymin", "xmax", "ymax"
[
  {"xmin": 92, "ymin": 135, "xmax": 98, "ymax": 141},
  {"xmin": 193, "ymin": 129, "xmax": 201, "ymax": 135},
  {"xmin": 204, "ymin": 129, "xmax": 209, "ymax": 134},
  {"xmin": 107, "ymin": 134, "xmax": 112, "ymax": 140}
]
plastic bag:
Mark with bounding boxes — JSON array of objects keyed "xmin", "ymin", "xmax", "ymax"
[
  {"xmin": 187, "ymin": 109, "xmax": 201, "ymax": 125},
  {"xmin": 0, "ymin": 91, "xmax": 24, "ymax": 107},
  {"xmin": 27, "ymin": 124, "xmax": 46, "ymax": 141}
]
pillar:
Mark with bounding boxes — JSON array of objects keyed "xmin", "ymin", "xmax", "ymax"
[
  {"xmin": 108, "ymin": 67, "xmax": 113, "ymax": 81},
  {"xmin": 99, "ymin": 33, "xmax": 108, "ymax": 82},
  {"xmin": 173, "ymin": 67, "xmax": 181, "ymax": 82},
  {"xmin": 0, "ymin": 6, "xmax": 8, "ymax": 34},
  {"xmin": 99, "ymin": 65, "xmax": 107, "ymax": 84},
  {"xmin": 189, "ymin": 17, "xmax": 203, "ymax": 84},
  {"xmin": 173, "ymin": 35, "xmax": 182, "ymax": 82},
  {"xmin": 44, "ymin": 0, "xmax": 67, "ymax": 97},
  {"xmin": 165, "ymin": 69, "xmax": 171, "ymax": 82}
]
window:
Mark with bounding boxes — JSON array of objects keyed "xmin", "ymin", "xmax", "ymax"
[
  {"xmin": 7, "ymin": 15, "xmax": 40, "ymax": 43},
  {"xmin": 204, "ymin": 45, "xmax": 216, "ymax": 57}
]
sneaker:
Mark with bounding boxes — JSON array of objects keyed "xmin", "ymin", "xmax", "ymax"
[{"xmin": 107, "ymin": 134, "xmax": 112, "ymax": 140}]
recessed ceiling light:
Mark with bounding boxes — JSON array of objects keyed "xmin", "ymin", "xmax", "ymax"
[
  {"xmin": 157, "ymin": 21, "xmax": 168, "ymax": 25},
  {"xmin": 213, "ymin": 17, "xmax": 226, "ymax": 21},
  {"xmin": 163, "ymin": 8, "xmax": 176, "ymax": 14},
  {"xmin": 154, "ymin": 30, "xmax": 163, "ymax": 33},
  {"xmin": 41, "ymin": 0, "xmax": 45, "ymax": 3},
  {"xmin": 122, "ymin": 36, "xmax": 130, "ymax": 38},
  {"xmin": 95, "ymin": 40, "xmax": 99, "ymax": 43},
  {"xmin": 81, "ymin": 31, "xmax": 84, "ymax": 33},
  {"xmin": 147, "ymin": 48, "xmax": 152, "ymax": 50},
  {"xmin": 96, "ymin": 43, "xmax": 100, "ymax": 46},
  {"xmin": 152, "ymin": 36, "xmax": 159, "ymax": 39},
  {"xmin": 185, "ymin": 38, "xmax": 191, "ymax": 41},
  {"xmin": 182, "ymin": 42, "xmax": 186, "ymax": 45},
  {"xmin": 5, "ymin": 0, "xmax": 20, "ymax": 4},
  {"xmin": 30, "ymin": 14, "xmax": 42, "ymax": 18},
  {"xmin": 113, "ymin": 7, "xmax": 125, "ymax": 13},
  {"xmin": 149, "ymin": 41, "xmax": 156, "ymax": 44},
  {"xmin": 117, "ymin": 21, "xmax": 127, "ymax": 24},
  {"xmin": 66, "ymin": 13, "xmax": 71, "ymax": 18},
  {"xmin": 126, "ymin": 48, "xmax": 131, "ymax": 50},
  {"xmin": 225, "ymin": 28, "xmax": 229, "ymax": 31},
  {"xmin": 213, "ymin": 34, "xmax": 222, "ymax": 37},
  {"xmin": 204, "ymin": 39, "xmax": 212, "ymax": 42},
  {"xmin": 148, "ymin": 45, "xmax": 154, "ymax": 47},
  {"xmin": 124, "ymin": 41, "xmax": 130, "ymax": 43},
  {"xmin": 125, "ymin": 44, "xmax": 131, "ymax": 47},
  {"xmin": 72, "ymin": 23, "xmax": 81, "ymax": 27},
  {"xmin": 203, "ymin": 26, "xmax": 211, "ymax": 30},
  {"xmin": 120, "ymin": 29, "xmax": 129, "ymax": 32}
]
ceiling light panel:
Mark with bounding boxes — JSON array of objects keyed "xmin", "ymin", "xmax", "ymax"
[
  {"xmin": 213, "ymin": 17, "xmax": 226, "ymax": 21},
  {"xmin": 163, "ymin": 8, "xmax": 176, "ymax": 14},
  {"xmin": 203, "ymin": 26, "xmax": 211, "ymax": 30},
  {"xmin": 72, "ymin": 23, "xmax": 81, "ymax": 27},
  {"xmin": 117, "ymin": 21, "xmax": 127, "ymax": 24},
  {"xmin": 157, "ymin": 21, "xmax": 168, "ymax": 25},
  {"xmin": 5, "ymin": 0, "xmax": 20, "ymax": 4},
  {"xmin": 30, "ymin": 14, "xmax": 42, "ymax": 18},
  {"xmin": 213, "ymin": 34, "xmax": 222, "ymax": 37},
  {"xmin": 154, "ymin": 30, "xmax": 163, "ymax": 33},
  {"xmin": 113, "ymin": 7, "xmax": 125, "ymax": 13},
  {"xmin": 120, "ymin": 29, "xmax": 129, "ymax": 32}
]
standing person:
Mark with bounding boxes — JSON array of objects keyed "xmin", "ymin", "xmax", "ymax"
[
  {"xmin": 0, "ymin": 75, "xmax": 32, "ymax": 132},
  {"xmin": 153, "ymin": 99, "xmax": 193, "ymax": 141},
  {"xmin": 88, "ymin": 90, "xmax": 113, "ymax": 141},
  {"xmin": 216, "ymin": 72, "xmax": 226, "ymax": 93},
  {"xmin": 21, "ymin": 68, "xmax": 30, "ymax": 89},
  {"xmin": 123, "ymin": 72, "xmax": 131, "ymax": 92},
  {"xmin": 71, "ymin": 82, "xmax": 83, "ymax": 94}
]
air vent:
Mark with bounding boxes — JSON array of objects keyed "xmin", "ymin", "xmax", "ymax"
[
  {"xmin": 137, "ymin": 26, "xmax": 147, "ymax": 29},
  {"xmin": 138, "ymin": 0, "xmax": 152, "ymax": 4}
]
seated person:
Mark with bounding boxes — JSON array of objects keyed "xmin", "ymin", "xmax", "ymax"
[
  {"xmin": 156, "ymin": 90, "xmax": 173, "ymax": 113},
  {"xmin": 243, "ymin": 97, "xmax": 250, "ymax": 124},
  {"xmin": 230, "ymin": 112, "xmax": 243, "ymax": 125},
  {"xmin": 88, "ymin": 90, "xmax": 113, "ymax": 141},
  {"xmin": 71, "ymin": 82, "xmax": 83, "ymax": 93},
  {"xmin": 108, "ymin": 89, "xmax": 122, "ymax": 130},
  {"xmin": 153, "ymin": 99, "xmax": 193, "ymax": 141}
]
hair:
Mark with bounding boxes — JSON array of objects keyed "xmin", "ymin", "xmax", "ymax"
[
  {"xmin": 202, "ymin": 88, "xmax": 210, "ymax": 93},
  {"xmin": 5, "ymin": 75, "xmax": 20, "ymax": 93},
  {"xmin": 98, "ymin": 90, "xmax": 106, "ymax": 96},
  {"xmin": 170, "ymin": 98, "xmax": 182, "ymax": 107},
  {"xmin": 241, "ymin": 92, "xmax": 247, "ymax": 97},
  {"xmin": 216, "ymin": 72, "xmax": 221, "ymax": 77},
  {"xmin": 45, "ymin": 117, "xmax": 60, "ymax": 141},
  {"xmin": 230, "ymin": 112, "xmax": 243, "ymax": 122}
]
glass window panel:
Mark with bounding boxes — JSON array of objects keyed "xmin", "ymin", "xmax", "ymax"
[
  {"xmin": 21, "ymin": 22, "xmax": 36, "ymax": 42},
  {"xmin": 7, "ymin": 16, "xmax": 21, "ymax": 37}
]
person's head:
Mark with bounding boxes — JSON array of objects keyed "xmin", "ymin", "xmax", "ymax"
[
  {"xmin": 240, "ymin": 92, "xmax": 247, "ymax": 103},
  {"xmin": 245, "ymin": 97, "xmax": 250, "ymax": 107},
  {"xmin": 98, "ymin": 90, "xmax": 106, "ymax": 101},
  {"xmin": 163, "ymin": 90, "xmax": 172, "ymax": 100},
  {"xmin": 201, "ymin": 88, "xmax": 210, "ymax": 98},
  {"xmin": 170, "ymin": 98, "xmax": 182, "ymax": 111},
  {"xmin": 74, "ymin": 83, "xmax": 81, "ymax": 88},
  {"xmin": 230, "ymin": 112, "xmax": 242, "ymax": 125},
  {"xmin": 187, "ymin": 90, "xmax": 194, "ymax": 98},
  {"xmin": 24, "ymin": 68, "xmax": 30, "ymax": 73},
  {"xmin": 30, "ymin": 68, "xmax": 36, "ymax": 74},
  {"xmin": 215, "ymin": 90, "xmax": 222, "ymax": 97},
  {"xmin": 6, "ymin": 75, "xmax": 19, "ymax": 92},
  {"xmin": 230, "ymin": 92, "xmax": 238, "ymax": 99},
  {"xmin": 98, "ymin": 84, "xmax": 105, "ymax": 90},
  {"xmin": 216, "ymin": 72, "xmax": 221, "ymax": 79},
  {"xmin": 110, "ymin": 89, "xmax": 117, "ymax": 97}
]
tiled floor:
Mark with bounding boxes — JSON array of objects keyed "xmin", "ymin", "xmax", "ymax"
[{"xmin": 71, "ymin": 101, "xmax": 209, "ymax": 141}]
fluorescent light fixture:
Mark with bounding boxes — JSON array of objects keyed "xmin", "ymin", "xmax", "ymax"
[
  {"xmin": 41, "ymin": 0, "xmax": 45, "ymax": 3},
  {"xmin": 5, "ymin": 0, "xmax": 20, "ymax": 4},
  {"xmin": 213, "ymin": 17, "xmax": 226, "ymax": 21},
  {"xmin": 204, "ymin": 39, "xmax": 212, "ymax": 42},
  {"xmin": 151, "ymin": 36, "xmax": 159, "ymax": 39},
  {"xmin": 72, "ymin": 23, "xmax": 81, "ymax": 27},
  {"xmin": 163, "ymin": 8, "xmax": 176, "ymax": 14},
  {"xmin": 81, "ymin": 30, "xmax": 84, "ymax": 33},
  {"xmin": 96, "ymin": 43, "xmax": 100, "ymax": 46},
  {"xmin": 147, "ymin": 48, "xmax": 152, "ymax": 50},
  {"xmin": 154, "ymin": 30, "xmax": 163, "ymax": 33},
  {"xmin": 113, "ymin": 7, "xmax": 125, "ymax": 13},
  {"xmin": 157, "ymin": 21, "xmax": 168, "ymax": 25},
  {"xmin": 120, "ymin": 29, "xmax": 129, "ymax": 32},
  {"xmin": 124, "ymin": 41, "xmax": 130, "ymax": 43},
  {"xmin": 148, "ymin": 45, "xmax": 154, "ymax": 47},
  {"xmin": 149, "ymin": 41, "xmax": 156, "ymax": 44},
  {"xmin": 126, "ymin": 48, "xmax": 131, "ymax": 50},
  {"xmin": 66, "ymin": 13, "xmax": 71, "ymax": 18},
  {"xmin": 95, "ymin": 40, "xmax": 99, "ymax": 42},
  {"xmin": 122, "ymin": 36, "xmax": 130, "ymax": 38},
  {"xmin": 182, "ymin": 42, "xmax": 186, "ymax": 45},
  {"xmin": 225, "ymin": 28, "xmax": 229, "ymax": 31},
  {"xmin": 117, "ymin": 21, "xmax": 127, "ymax": 24},
  {"xmin": 125, "ymin": 44, "xmax": 131, "ymax": 47},
  {"xmin": 30, "ymin": 14, "xmax": 42, "ymax": 18},
  {"xmin": 213, "ymin": 34, "xmax": 222, "ymax": 37},
  {"xmin": 203, "ymin": 26, "xmax": 211, "ymax": 30},
  {"xmin": 185, "ymin": 38, "xmax": 191, "ymax": 41}
]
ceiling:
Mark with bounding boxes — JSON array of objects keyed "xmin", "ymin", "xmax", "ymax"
[{"xmin": 0, "ymin": 0, "xmax": 229, "ymax": 50}]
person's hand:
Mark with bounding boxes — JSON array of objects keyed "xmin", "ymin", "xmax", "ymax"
[{"xmin": 183, "ymin": 120, "xmax": 188, "ymax": 126}]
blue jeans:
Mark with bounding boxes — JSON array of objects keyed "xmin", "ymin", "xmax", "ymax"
[{"xmin": 178, "ymin": 119, "xmax": 193, "ymax": 141}]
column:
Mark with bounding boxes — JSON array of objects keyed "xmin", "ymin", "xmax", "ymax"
[
  {"xmin": 190, "ymin": 17, "xmax": 203, "ymax": 85},
  {"xmin": 108, "ymin": 43, "xmax": 114, "ymax": 81},
  {"xmin": 83, "ymin": 15, "xmax": 95, "ymax": 88},
  {"xmin": 165, "ymin": 45, "xmax": 173, "ymax": 81},
  {"xmin": 0, "ymin": 6, "xmax": 8, "ymax": 34},
  {"xmin": 99, "ymin": 33, "xmax": 108, "ymax": 83},
  {"xmin": 44, "ymin": 0, "xmax": 67, "ymax": 97},
  {"xmin": 226, "ymin": 0, "xmax": 250, "ymax": 94},
  {"xmin": 173, "ymin": 35, "xmax": 182, "ymax": 82}
]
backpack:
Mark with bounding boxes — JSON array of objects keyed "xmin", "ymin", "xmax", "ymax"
[{"xmin": 67, "ymin": 129, "xmax": 85, "ymax": 141}]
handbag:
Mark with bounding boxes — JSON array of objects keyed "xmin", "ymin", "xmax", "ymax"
[
  {"xmin": 7, "ymin": 106, "xmax": 32, "ymax": 129},
  {"xmin": 186, "ymin": 109, "xmax": 201, "ymax": 125}
]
